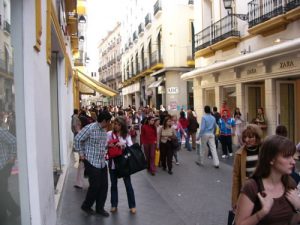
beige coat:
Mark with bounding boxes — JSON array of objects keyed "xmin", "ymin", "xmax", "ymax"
[{"xmin": 231, "ymin": 146, "xmax": 247, "ymax": 208}]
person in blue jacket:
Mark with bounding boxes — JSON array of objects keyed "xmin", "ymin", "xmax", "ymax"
[{"xmin": 219, "ymin": 109, "xmax": 235, "ymax": 158}]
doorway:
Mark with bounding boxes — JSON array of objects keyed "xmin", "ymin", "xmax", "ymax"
[
  {"xmin": 245, "ymin": 84, "xmax": 264, "ymax": 123},
  {"xmin": 276, "ymin": 81, "xmax": 295, "ymax": 142}
]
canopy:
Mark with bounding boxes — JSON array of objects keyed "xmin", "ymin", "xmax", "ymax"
[
  {"xmin": 76, "ymin": 70, "xmax": 118, "ymax": 97},
  {"xmin": 148, "ymin": 78, "xmax": 164, "ymax": 88}
]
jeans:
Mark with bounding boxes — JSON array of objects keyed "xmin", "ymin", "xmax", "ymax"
[
  {"xmin": 200, "ymin": 134, "xmax": 220, "ymax": 166},
  {"xmin": 219, "ymin": 135, "xmax": 233, "ymax": 155},
  {"xmin": 109, "ymin": 169, "xmax": 136, "ymax": 209},
  {"xmin": 160, "ymin": 141, "xmax": 173, "ymax": 171},
  {"xmin": 82, "ymin": 161, "xmax": 108, "ymax": 212},
  {"xmin": 143, "ymin": 143, "xmax": 156, "ymax": 173}
]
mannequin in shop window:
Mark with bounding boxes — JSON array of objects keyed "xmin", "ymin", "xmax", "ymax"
[{"xmin": 252, "ymin": 107, "xmax": 267, "ymax": 130}]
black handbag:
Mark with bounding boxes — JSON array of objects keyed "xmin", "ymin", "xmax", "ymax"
[
  {"xmin": 114, "ymin": 143, "xmax": 147, "ymax": 178},
  {"xmin": 227, "ymin": 210, "xmax": 235, "ymax": 225},
  {"xmin": 170, "ymin": 136, "xmax": 180, "ymax": 151}
]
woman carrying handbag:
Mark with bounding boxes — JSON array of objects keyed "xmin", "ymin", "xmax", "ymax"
[{"xmin": 107, "ymin": 116, "xmax": 136, "ymax": 214}]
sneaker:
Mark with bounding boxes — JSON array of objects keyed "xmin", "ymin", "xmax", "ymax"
[
  {"xmin": 229, "ymin": 153, "xmax": 233, "ymax": 157},
  {"xmin": 221, "ymin": 155, "xmax": 227, "ymax": 159},
  {"xmin": 214, "ymin": 165, "xmax": 220, "ymax": 169},
  {"xmin": 175, "ymin": 162, "xmax": 180, "ymax": 165},
  {"xmin": 168, "ymin": 170, "xmax": 173, "ymax": 175},
  {"xmin": 96, "ymin": 209, "xmax": 110, "ymax": 217},
  {"xmin": 195, "ymin": 161, "xmax": 203, "ymax": 166},
  {"xmin": 74, "ymin": 185, "xmax": 83, "ymax": 189},
  {"xmin": 208, "ymin": 156, "xmax": 212, "ymax": 159}
]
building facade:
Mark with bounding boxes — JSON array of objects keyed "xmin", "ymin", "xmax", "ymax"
[
  {"xmin": 182, "ymin": 0, "xmax": 300, "ymax": 142},
  {"xmin": 98, "ymin": 22, "xmax": 123, "ymax": 106},
  {"xmin": 121, "ymin": 0, "xmax": 195, "ymax": 113},
  {"xmin": 0, "ymin": 0, "xmax": 84, "ymax": 224}
]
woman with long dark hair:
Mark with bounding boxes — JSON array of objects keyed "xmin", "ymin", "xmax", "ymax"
[
  {"xmin": 107, "ymin": 117, "xmax": 136, "ymax": 214},
  {"xmin": 235, "ymin": 135, "xmax": 299, "ymax": 225},
  {"xmin": 159, "ymin": 117, "xmax": 177, "ymax": 174}
]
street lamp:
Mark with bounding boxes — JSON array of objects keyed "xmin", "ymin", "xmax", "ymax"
[{"xmin": 222, "ymin": 0, "xmax": 248, "ymax": 21}]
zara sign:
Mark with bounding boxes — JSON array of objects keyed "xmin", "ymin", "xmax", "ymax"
[{"xmin": 167, "ymin": 87, "xmax": 179, "ymax": 94}]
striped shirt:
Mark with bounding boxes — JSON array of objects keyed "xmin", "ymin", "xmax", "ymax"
[
  {"xmin": 0, "ymin": 128, "xmax": 17, "ymax": 169},
  {"xmin": 246, "ymin": 146, "xmax": 259, "ymax": 177},
  {"xmin": 74, "ymin": 122, "xmax": 107, "ymax": 169}
]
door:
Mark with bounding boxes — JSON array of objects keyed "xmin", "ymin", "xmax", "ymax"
[
  {"xmin": 245, "ymin": 85, "xmax": 264, "ymax": 123},
  {"xmin": 276, "ymin": 81, "xmax": 295, "ymax": 142}
]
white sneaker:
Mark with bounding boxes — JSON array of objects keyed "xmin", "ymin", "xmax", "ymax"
[
  {"xmin": 208, "ymin": 156, "xmax": 212, "ymax": 159},
  {"xmin": 175, "ymin": 162, "xmax": 180, "ymax": 165},
  {"xmin": 221, "ymin": 155, "xmax": 227, "ymax": 159},
  {"xmin": 229, "ymin": 153, "xmax": 233, "ymax": 157}
]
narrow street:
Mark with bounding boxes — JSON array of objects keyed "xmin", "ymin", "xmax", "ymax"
[{"xmin": 57, "ymin": 148, "xmax": 234, "ymax": 225}]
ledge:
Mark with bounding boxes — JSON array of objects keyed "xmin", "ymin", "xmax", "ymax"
[
  {"xmin": 150, "ymin": 63, "xmax": 164, "ymax": 70},
  {"xmin": 210, "ymin": 36, "xmax": 241, "ymax": 52},
  {"xmin": 187, "ymin": 60, "xmax": 195, "ymax": 67},
  {"xmin": 285, "ymin": 7, "xmax": 300, "ymax": 21},
  {"xmin": 195, "ymin": 47, "xmax": 214, "ymax": 58},
  {"xmin": 248, "ymin": 15, "xmax": 288, "ymax": 37}
]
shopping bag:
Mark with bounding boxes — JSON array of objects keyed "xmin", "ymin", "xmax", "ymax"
[
  {"xmin": 114, "ymin": 143, "xmax": 147, "ymax": 178},
  {"xmin": 155, "ymin": 149, "xmax": 160, "ymax": 167}
]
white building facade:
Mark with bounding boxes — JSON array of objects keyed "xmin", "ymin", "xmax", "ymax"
[
  {"xmin": 98, "ymin": 22, "xmax": 123, "ymax": 106},
  {"xmin": 121, "ymin": 0, "xmax": 195, "ymax": 113},
  {"xmin": 182, "ymin": 0, "xmax": 300, "ymax": 142},
  {"xmin": 1, "ymin": 0, "xmax": 80, "ymax": 224}
]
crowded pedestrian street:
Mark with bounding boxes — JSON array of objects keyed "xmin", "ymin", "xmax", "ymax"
[{"xmin": 57, "ymin": 146, "xmax": 235, "ymax": 225}]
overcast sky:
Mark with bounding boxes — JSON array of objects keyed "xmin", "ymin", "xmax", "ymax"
[{"xmin": 86, "ymin": 0, "xmax": 125, "ymax": 72}]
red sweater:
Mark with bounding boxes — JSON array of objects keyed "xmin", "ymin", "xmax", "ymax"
[
  {"xmin": 141, "ymin": 124, "xmax": 157, "ymax": 144},
  {"xmin": 179, "ymin": 118, "xmax": 188, "ymax": 129}
]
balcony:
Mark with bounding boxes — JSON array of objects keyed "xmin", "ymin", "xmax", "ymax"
[
  {"xmin": 106, "ymin": 74, "xmax": 115, "ymax": 81},
  {"xmin": 138, "ymin": 23, "xmax": 144, "ymax": 36},
  {"xmin": 128, "ymin": 38, "xmax": 133, "ymax": 47},
  {"xmin": 248, "ymin": 0, "xmax": 289, "ymax": 36},
  {"xmin": 150, "ymin": 51, "xmax": 163, "ymax": 70},
  {"xmin": 194, "ymin": 15, "xmax": 241, "ymax": 57},
  {"xmin": 3, "ymin": 20, "xmax": 11, "ymax": 34},
  {"xmin": 285, "ymin": 0, "xmax": 300, "ymax": 21},
  {"xmin": 115, "ymin": 72, "xmax": 122, "ymax": 79},
  {"xmin": 133, "ymin": 31, "xmax": 138, "ymax": 42},
  {"xmin": 154, "ymin": 0, "xmax": 162, "ymax": 17},
  {"xmin": 145, "ymin": 13, "xmax": 152, "ymax": 29},
  {"xmin": 188, "ymin": 0, "xmax": 194, "ymax": 5}
]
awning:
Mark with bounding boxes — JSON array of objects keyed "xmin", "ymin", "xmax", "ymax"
[
  {"xmin": 181, "ymin": 38, "xmax": 300, "ymax": 80},
  {"xmin": 148, "ymin": 78, "xmax": 164, "ymax": 88},
  {"xmin": 76, "ymin": 70, "xmax": 118, "ymax": 97}
]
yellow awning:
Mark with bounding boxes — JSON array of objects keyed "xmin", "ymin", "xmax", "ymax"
[{"xmin": 76, "ymin": 70, "xmax": 118, "ymax": 97}]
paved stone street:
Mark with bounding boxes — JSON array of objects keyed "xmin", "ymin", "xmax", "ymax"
[{"xmin": 56, "ymin": 147, "xmax": 235, "ymax": 225}]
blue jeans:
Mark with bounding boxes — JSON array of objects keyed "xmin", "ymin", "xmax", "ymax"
[
  {"xmin": 184, "ymin": 128, "xmax": 191, "ymax": 151},
  {"xmin": 109, "ymin": 169, "xmax": 136, "ymax": 209}
]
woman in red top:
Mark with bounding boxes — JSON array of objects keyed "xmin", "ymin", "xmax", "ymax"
[
  {"xmin": 179, "ymin": 111, "xmax": 189, "ymax": 150},
  {"xmin": 141, "ymin": 116, "xmax": 157, "ymax": 175}
]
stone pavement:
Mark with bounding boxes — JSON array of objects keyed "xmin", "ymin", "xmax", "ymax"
[{"xmin": 56, "ymin": 147, "xmax": 235, "ymax": 225}]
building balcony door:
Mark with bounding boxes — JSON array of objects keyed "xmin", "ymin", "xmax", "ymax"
[
  {"xmin": 276, "ymin": 81, "xmax": 296, "ymax": 142},
  {"xmin": 245, "ymin": 84, "xmax": 264, "ymax": 123}
]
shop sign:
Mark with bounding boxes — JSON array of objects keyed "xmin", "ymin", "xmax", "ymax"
[
  {"xmin": 146, "ymin": 89, "xmax": 153, "ymax": 96},
  {"xmin": 169, "ymin": 101, "xmax": 177, "ymax": 110},
  {"xmin": 167, "ymin": 87, "xmax": 179, "ymax": 94},
  {"xmin": 279, "ymin": 60, "xmax": 295, "ymax": 69},
  {"xmin": 247, "ymin": 68, "xmax": 256, "ymax": 75},
  {"xmin": 158, "ymin": 86, "xmax": 165, "ymax": 94}
]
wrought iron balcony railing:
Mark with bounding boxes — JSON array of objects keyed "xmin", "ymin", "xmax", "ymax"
[
  {"xmin": 4, "ymin": 20, "xmax": 11, "ymax": 34},
  {"xmin": 286, "ymin": 0, "xmax": 300, "ymax": 11},
  {"xmin": 145, "ymin": 13, "xmax": 152, "ymax": 27},
  {"xmin": 150, "ymin": 51, "xmax": 163, "ymax": 67},
  {"xmin": 248, "ymin": 0, "xmax": 285, "ymax": 28},
  {"xmin": 154, "ymin": 0, "xmax": 162, "ymax": 16},
  {"xmin": 188, "ymin": 0, "xmax": 194, "ymax": 5},
  {"xmin": 133, "ymin": 31, "xmax": 138, "ymax": 41},
  {"xmin": 138, "ymin": 23, "xmax": 144, "ymax": 35},
  {"xmin": 195, "ymin": 15, "xmax": 240, "ymax": 52}
]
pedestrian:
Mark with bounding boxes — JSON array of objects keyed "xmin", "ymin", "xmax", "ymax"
[
  {"xmin": 187, "ymin": 110, "xmax": 199, "ymax": 151},
  {"xmin": 74, "ymin": 111, "xmax": 112, "ymax": 217},
  {"xmin": 235, "ymin": 135, "xmax": 299, "ymax": 225},
  {"xmin": 159, "ymin": 117, "xmax": 177, "ymax": 174},
  {"xmin": 231, "ymin": 124, "xmax": 262, "ymax": 213},
  {"xmin": 253, "ymin": 107, "xmax": 267, "ymax": 131},
  {"xmin": 107, "ymin": 116, "xmax": 137, "ymax": 214},
  {"xmin": 196, "ymin": 105, "xmax": 220, "ymax": 168},
  {"xmin": 141, "ymin": 116, "xmax": 157, "ymax": 175},
  {"xmin": 234, "ymin": 107, "xmax": 244, "ymax": 147},
  {"xmin": 71, "ymin": 109, "xmax": 84, "ymax": 189},
  {"xmin": 179, "ymin": 111, "xmax": 189, "ymax": 150},
  {"xmin": 219, "ymin": 109, "xmax": 236, "ymax": 158},
  {"xmin": 208, "ymin": 106, "xmax": 221, "ymax": 158},
  {"xmin": 171, "ymin": 115, "xmax": 186, "ymax": 165},
  {"xmin": 275, "ymin": 125, "xmax": 300, "ymax": 184}
]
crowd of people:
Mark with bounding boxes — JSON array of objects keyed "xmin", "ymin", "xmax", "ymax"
[{"xmin": 71, "ymin": 103, "xmax": 300, "ymax": 225}]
